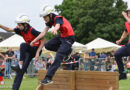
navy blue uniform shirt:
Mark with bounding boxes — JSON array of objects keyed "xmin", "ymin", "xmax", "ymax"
[
  {"xmin": 14, "ymin": 26, "xmax": 40, "ymax": 37},
  {"xmin": 46, "ymin": 13, "xmax": 63, "ymax": 28}
]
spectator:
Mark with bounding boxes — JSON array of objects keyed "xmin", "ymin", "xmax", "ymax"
[
  {"xmin": 83, "ymin": 51, "xmax": 90, "ymax": 71},
  {"xmin": 89, "ymin": 48, "xmax": 96, "ymax": 71},
  {"xmin": 34, "ymin": 59, "xmax": 46, "ymax": 73},
  {"xmin": 110, "ymin": 51, "xmax": 115, "ymax": 58},
  {"xmin": 0, "ymin": 70, "xmax": 4, "ymax": 85},
  {"xmin": 89, "ymin": 48, "xmax": 96, "ymax": 59},
  {"xmin": 46, "ymin": 55, "xmax": 54, "ymax": 70},
  {"xmin": 0, "ymin": 53, "xmax": 5, "ymax": 80},
  {"xmin": 11, "ymin": 48, "xmax": 20, "ymax": 67},
  {"xmin": 4, "ymin": 47, "xmax": 14, "ymax": 78},
  {"xmin": 64, "ymin": 55, "xmax": 73, "ymax": 70},
  {"xmin": 105, "ymin": 54, "xmax": 112, "ymax": 71},
  {"xmin": 72, "ymin": 52, "xmax": 80, "ymax": 70},
  {"xmin": 99, "ymin": 52, "xmax": 107, "ymax": 58},
  {"xmin": 27, "ymin": 58, "xmax": 36, "ymax": 78},
  {"xmin": 112, "ymin": 61, "xmax": 118, "ymax": 72},
  {"xmin": 14, "ymin": 48, "xmax": 20, "ymax": 61},
  {"xmin": 0, "ymin": 53, "xmax": 5, "ymax": 66}
]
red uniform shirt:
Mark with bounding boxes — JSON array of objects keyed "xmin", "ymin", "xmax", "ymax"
[
  {"xmin": 125, "ymin": 22, "xmax": 130, "ymax": 43},
  {"xmin": 50, "ymin": 16, "xmax": 75, "ymax": 37},
  {"xmin": 20, "ymin": 27, "xmax": 41, "ymax": 46}
]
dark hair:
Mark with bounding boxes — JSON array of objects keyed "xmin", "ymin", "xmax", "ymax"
[{"xmin": 21, "ymin": 23, "xmax": 30, "ymax": 27}]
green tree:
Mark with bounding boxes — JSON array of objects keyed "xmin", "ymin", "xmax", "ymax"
[{"xmin": 55, "ymin": 0, "xmax": 128, "ymax": 44}]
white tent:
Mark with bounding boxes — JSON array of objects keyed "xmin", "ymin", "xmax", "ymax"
[
  {"xmin": 72, "ymin": 42, "xmax": 86, "ymax": 49},
  {"xmin": 86, "ymin": 38, "xmax": 121, "ymax": 50},
  {"xmin": 0, "ymin": 34, "xmax": 25, "ymax": 47}
]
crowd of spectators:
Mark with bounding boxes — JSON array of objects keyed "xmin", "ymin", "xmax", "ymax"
[{"xmin": 0, "ymin": 48, "xmax": 130, "ymax": 79}]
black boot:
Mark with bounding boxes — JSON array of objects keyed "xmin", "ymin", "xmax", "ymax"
[
  {"xmin": 11, "ymin": 65, "xmax": 21, "ymax": 74},
  {"xmin": 119, "ymin": 72, "xmax": 127, "ymax": 80}
]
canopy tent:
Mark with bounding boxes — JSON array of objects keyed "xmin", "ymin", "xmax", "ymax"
[
  {"xmin": 72, "ymin": 42, "xmax": 86, "ymax": 49},
  {"xmin": 86, "ymin": 38, "xmax": 121, "ymax": 50},
  {"xmin": 0, "ymin": 34, "xmax": 24, "ymax": 47}
]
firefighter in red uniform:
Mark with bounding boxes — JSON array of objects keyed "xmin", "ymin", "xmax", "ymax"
[
  {"xmin": 30, "ymin": 5, "xmax": 75, "ymax": 85},
  {"xmin": 114, "ymin": 8, "xmax": 130, "ymax": 80},
  {"xmin": 0, "ymin": 13, "xmax": 45, "ymax": 90}
]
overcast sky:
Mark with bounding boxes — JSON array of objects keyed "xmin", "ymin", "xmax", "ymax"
[
  {"xmin": 0, "ymin": 0, "xmax": 63, "ymax": 32},
  {"xmin": 0, "ymin": 0, "xmax": 129, "ymax": 32}
]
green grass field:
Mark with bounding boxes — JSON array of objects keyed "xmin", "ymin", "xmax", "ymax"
[
  {"xmin": 1, "ymin": 76, "xmax": 38, "ymax": 90},
  {"xmin": 0, "ymin": 76, "xmax": 130, "ymax": 90},
  {"xmin": 119, "ymin": 76, "xmax": 130, "ymax": 90}
]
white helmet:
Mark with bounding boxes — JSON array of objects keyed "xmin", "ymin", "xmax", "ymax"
[
  {"xmin": 40, "ymin": 4, "xmax": 54, "ymax": 17},
  {"xmin": 127, "ymin": 8, "xmax": 130, "ymax": 11},
  {"xmin": 15, "ymin": 13, "xmax": 30, "ymax": 24}
]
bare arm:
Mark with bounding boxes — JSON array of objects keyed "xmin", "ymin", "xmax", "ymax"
[
  {"xmin": 120, "ymin": 31, "xmax": 128, "ymax": 41},
  {"xmin": 0, "ymin": 24, "xmax": 14, "ymax": 32},
  {"xmin": 30, "ymin": 26, "xmax": 49, "ymax": 46},
  {"xmin": 53, "ymin": 24, "xmax": 60, "ymax": 31},
  {"xmin": 38, "ymin": 38, "xmax": 46, "ymax": 52},
  {"xmin": 51, "ymin": 24, "xmax": 60, "ymax": 35},
  {"xmin": 122, "ymin": 11, "xmax": 130, "ymax": 23},
  {"xmin": 35, "ymin": 38, "xmax": 46, "ymax": 60},
  {"xmin": 116, "ymin": 31, "xmax": 128, "ymax": 45}
]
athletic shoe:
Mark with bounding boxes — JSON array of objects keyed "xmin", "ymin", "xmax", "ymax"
[{"xmin": 40, "ymin": 77, "xmax": 53, "ymax": 85}]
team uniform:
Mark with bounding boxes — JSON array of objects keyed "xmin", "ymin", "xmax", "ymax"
[
  {"xmin": 114, "ymin": 21, "xmax": 130, "ymax": 80},
  {"xmin": 12, "ymin": 26, "xmax": 42, "ymax": 90},
  {"xmin": 41, "ymin": 13, "xmax": 75, "ymax": 84}
]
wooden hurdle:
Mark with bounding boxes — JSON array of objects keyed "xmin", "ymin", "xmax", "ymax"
[
  {"xmin": 75, "ymin": 71, "xmax": 119, "ymax": 90},
  {"xmin": 37, "ymin": 70, "xmax": 75, "ymax": 90},
  {"xmin": 37, "ymin": 70, "xmax": 119, "ymax": 90}
]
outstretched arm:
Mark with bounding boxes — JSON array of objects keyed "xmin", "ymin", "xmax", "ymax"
[
  {"xmin": 35, "ymin": 38, "xmax": 46, "ymax": 60},
  {"xmin": 122, "ymin": 11, "xmax": 130, "ymax": 23},
  {"xmin": 116, "ymin": 31, "xmax": 128, "ymax": 45},
  {"xmin": 0, "ymin": 24, "xmax": 14, "ymax": 32},
  {"xmin": 30, "ymin": 26, "xmax": 49, "ymax": 46},
  {"xmin": 51, "ymin": 24, "xmax": 60, "ymax": 35}
]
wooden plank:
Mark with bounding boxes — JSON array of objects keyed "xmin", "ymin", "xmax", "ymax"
[
  {"xmin": 75, "ymin": 71, "xmax": 119, "ymax": 90},
  {"xmin": 38, "ymin": 77, "xmax": 72, "ymax": 82},
  {"xmin": 115, "ymin": 73, "xmax": 119, "ymax": 90},
  {"xmin": 76, "ymin": 86, "xmax": 118, "ymax": 90},
  {"xmin": 70, "ymin": 71, "xmax": 75, "ymax": 90},
  {"xmin": 43, "ymin": 84, "xmax": 71, "ymax": 89},
  {"xmin": 76, "ymin": 79, "xmax": 117, "ymax": 85},
  {"xmin": 76, "ymin": 84, "xmax": 117, "ymax": 89},
  {"xmin": 38, "ymin": 70, "xmax": 75, "ymax": 90},
  {"xmin": 37, "ymin": 70, "xmax": 119, "ymax": 90},
  {"xmin": 76, "ymin": 71, "xmax": 118, "ymax": 76},
  {"xmin": 39, "ymin": 74, "xmax": 73, "ymax": 80},
  {"xmin": 42, "ymin": 88, "xmax": 70, "ymax": 90},
  {"xmin": 38, "ymin": 70, "xmax": 73, "ymax": 75},
  {"xmin": 76, "ymin": 75, "xmax": 117, "ymax": 80}
]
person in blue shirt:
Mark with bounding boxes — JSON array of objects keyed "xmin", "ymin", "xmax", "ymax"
[
  {"xmin": 99, "ymin": 52, "xmax": 107, "ymax": 58},
  {"xmin": 89, "ymin": 48, "xmax": 96, "ymax": 58}
]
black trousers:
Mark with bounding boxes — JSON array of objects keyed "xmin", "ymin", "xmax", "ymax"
[
  {"xmin": 12, "ymin": 43, "xmax": 41, "ymax": 90},
  {"xmin": 45, "ymin": 36, "xmax": 75, "ymax": 79},
  {"xmin": 114, "ymin": 43, "xmax": 130, "ymax": 74}
]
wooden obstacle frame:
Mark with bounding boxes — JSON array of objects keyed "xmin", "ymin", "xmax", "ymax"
[{"xmin": 37, "ymin": 70, "xmax": 119, "ymax": 90}]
